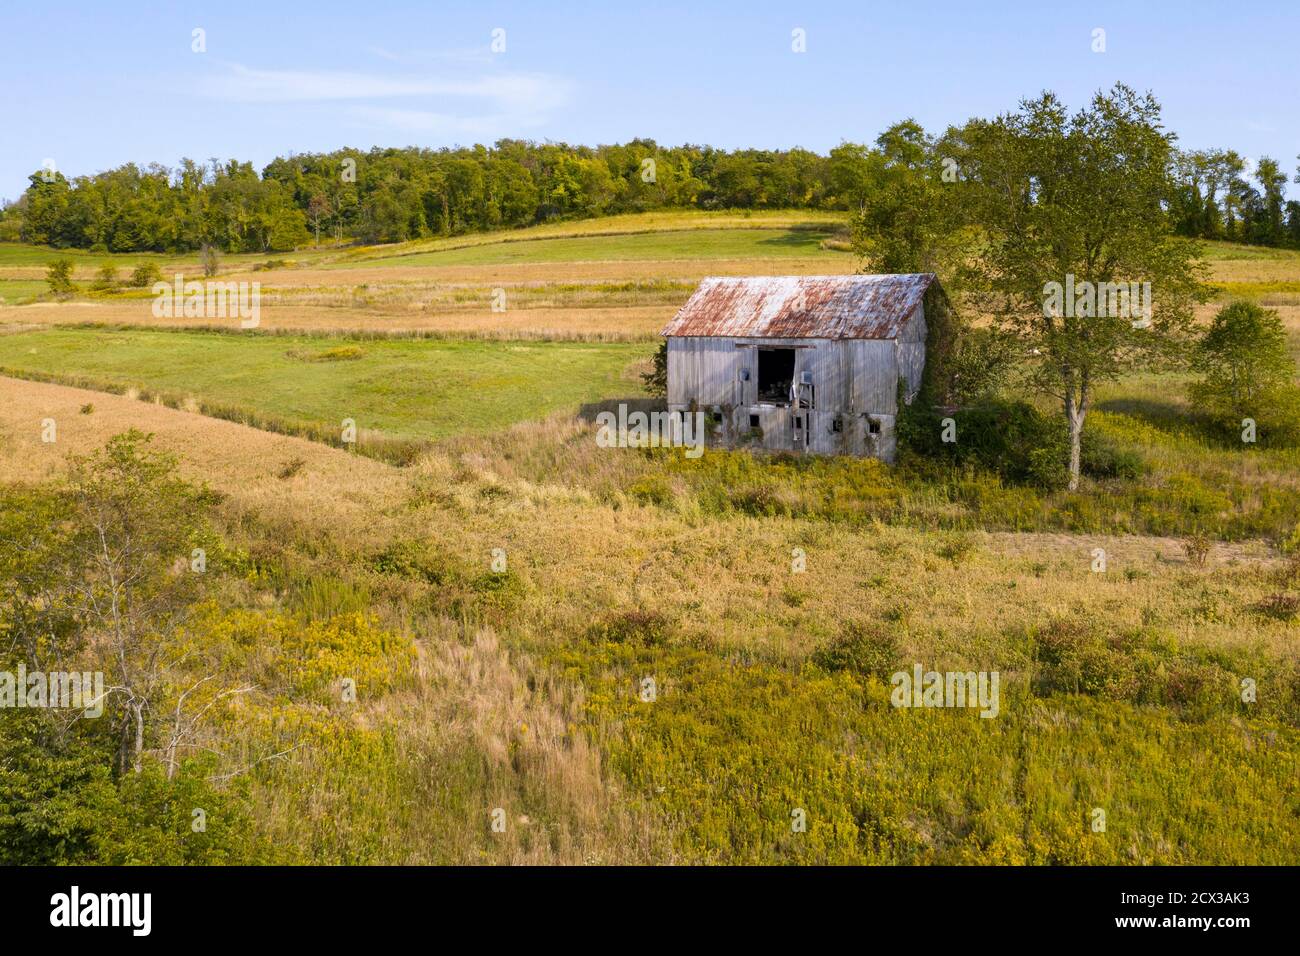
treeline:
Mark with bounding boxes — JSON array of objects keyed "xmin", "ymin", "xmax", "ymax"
[
  {"xmin": 1169, "ymin": 151, "xmax": 1300, "ymax": 246},
  {"xmin": 1, "ymin": 141, "xmax": 839, "ymax": 253},
  {"xmin": 2, "ymin": 134, "xmax": 1298, "ymax": 254}
]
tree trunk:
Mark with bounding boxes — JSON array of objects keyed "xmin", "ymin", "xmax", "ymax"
[
  {"xmin": 1065, "ymin": 390, "xmax": 1088, "ymax": 492},
  {"xmin": 132, "ymin": 702, "xmax": 144, "ymax": 773}
]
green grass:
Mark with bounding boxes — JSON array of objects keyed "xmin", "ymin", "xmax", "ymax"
[
  {"xmin": 346, "ymin": 227, "xmax": 849, "ymax": 268},
  {"xmin": 0, "ymin": 279, "xmax": 47, "ymax": 304},
  {"xmin": 1201, "ymin": 240, "xmax": 1300, "ymax": 262},
  {"xmin": 0, "ymin": 327, "xmax": 650, "ymax": 442},
  {"xmin": 560, "ymin": 637, "xmax": 1300, "ymax": 864},
  {"xmin": 0, "ymin": 243, "xmax": 174, "ymax": 268}
]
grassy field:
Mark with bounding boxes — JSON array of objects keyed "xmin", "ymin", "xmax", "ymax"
[
  {"xmin": 1, "ymin": 213, "xmax": 1298, "ymax": 866},
  {"xmin": 340, "ymin": 227, "xmax": 846, "ymax": 269},
  {"xmin": 0, "ymin": 327, "xmax": 649, "ymax": 446},
  {"xmin": 1, "ymin": 379, "xmax": 1296, "ymax": 864}
]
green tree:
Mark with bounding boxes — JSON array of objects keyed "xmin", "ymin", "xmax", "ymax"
[
  {"xmin": 959, "ymin": 85, "xmax": 1206, "ymax": 490},
  {"xmin": 1189, "ymin": 301, "xmax": 1298, "ymax": 439},
  {"xmin": 128, "ymin": 261, "xmax": 163, "ymax": 288},
  {"xmin": 46, "ymin": 258, "xmax": 75, "ymax": 296},
  {"xmin": 91, "ymin": 264, "xmax": 119, "ymax": 291},
  {"xmin": 1254, "ymin": 156, "xmax": 1288, "ymax": 245},
  {"xmin": 848, "ymin": 120, "xmax": 968, "ymax": 282},
  {"xmin": 199, "ymin": 242, "xmax": 220, "ymax": 277},
  {"xmin": 642, "ymin": 340, "xmax": 668, "ymax": 397}
]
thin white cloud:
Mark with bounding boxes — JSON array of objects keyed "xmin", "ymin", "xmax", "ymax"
[{"xmin": 200, "ymin": 61, "xmax": 572, "ymax": 114}]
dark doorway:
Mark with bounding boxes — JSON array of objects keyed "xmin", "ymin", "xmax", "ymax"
[{"xmin": 757, "ymin": 348, "xmax": 795, "ymax": 403}]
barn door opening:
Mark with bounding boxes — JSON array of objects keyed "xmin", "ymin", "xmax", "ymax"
[{"xmin": 757, "ymin": 348, "xmax": 795, "ymax": 404}]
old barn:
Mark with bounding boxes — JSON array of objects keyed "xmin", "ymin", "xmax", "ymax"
[{"xmin": 662, "ymin": 274, "xmax": 949, "ymax": 462}]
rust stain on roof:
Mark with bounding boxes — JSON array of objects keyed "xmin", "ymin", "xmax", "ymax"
[{"xmin": 661, "ymin": 274, "xmax": 936, "ymax": 339}]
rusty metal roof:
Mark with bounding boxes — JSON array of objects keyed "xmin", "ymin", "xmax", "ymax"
[{"xmin": 661, "ymin": 274, "xmax": 937, "ymax": 339}]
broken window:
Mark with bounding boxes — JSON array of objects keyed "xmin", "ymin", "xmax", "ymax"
[
  {"xmin": 867, "ymin": 418, "xmax": 881, "ymax": 436},
  {"xmin": 831, "ymin": 417, "xmax": 843, "ymax": 433},
  {"xmin": 757, "ymin": 348, "xmax": 795, "ymax": 404},
  {"xmin": 749, "ymin": 413, "xmax": 760, "ymax": 428}
]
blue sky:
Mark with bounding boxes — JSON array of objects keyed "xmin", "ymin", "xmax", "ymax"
[{"xmin": 4, "ymin": 0, "xmax": 1297, "ymax": 202}]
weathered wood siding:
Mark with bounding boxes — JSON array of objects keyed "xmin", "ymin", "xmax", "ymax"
[{"xmin": 665, "ymin": 303, "xmax": 927, "ymax": 462}]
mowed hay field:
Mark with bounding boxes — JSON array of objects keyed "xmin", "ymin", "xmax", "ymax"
[
  {"xmin": 0, "ymin": 211, "xmax": 852, "ymax": 339},
  {"xmin": 1, "ymin": 213, "xmax": 1298, "ymax": 864},
  {"xmin": 0, "ymin": 328, "xmax": 649, "ymax": 450},
  {"xmin": 4, "ymin": 211, "xmax": 1300, "ymax": 345}
]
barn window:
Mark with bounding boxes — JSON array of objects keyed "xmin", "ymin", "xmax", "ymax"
[
  {"xmin": 749, "ymin": 413, "xmax": 760, "ymax": 428},
  {"xmin": 868, "ymin": 418, "xmax": 881, "ymax": 436},
  {"xmin": 711, "ymin": 410, "xmax": 723, "ymax": 424},
  {"xmin": 831, "ymin": 417, "xmax": 843, "ymax": 433},
  {"xmin": 757, "ymin": 348, "xmax": 796, "ymax": 404}
]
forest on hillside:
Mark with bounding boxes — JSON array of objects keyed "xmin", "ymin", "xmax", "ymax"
[{"xmin": 3, "ymin": 129, "xmax": 1299, "ymax": 254}]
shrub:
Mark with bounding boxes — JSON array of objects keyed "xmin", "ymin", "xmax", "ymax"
[
  {"xmin": 45, "ymin": 259, "xmax": 75, "ymax": 295},
  {"xmin": 587, "ymin": 608, "xmax": 675, "ymax": 646},
  {"xmin": 628, "ymin": 474, "xmax": 674, "ymax": 506},
  {"xmin": 90, "ymin": 264, "xmax": 119, "ymax": 292},
  {"xmin": 128, "ymin": 261, "xmax": 163, "ymax": 288},
  {"xmin": 1032, "ymin": 619, "xmax": 1139, "ymax": 700},
  {"xmin": 369, "ymin": 540, "xmax": 453, "ymax": 585},
  {"xmin": 1189, "ymin": 301, "xmax": 1294, "ymax": 417},
  {"xmin": 1256, "ymin": 593, "xmax": 1300, "ymax": 621},
  {"xmin": 811, "ymin": 621, "xmax": 902, "ymax": 682},
  {"xmin": 1183, "ymin": 532, "xmax": 1212, "ymax": 568},
  {"xmin": 277, "ymin": 457, "xmax": 306, "ymax": 479},
  {"xmin": 936, "ymin": 532, "xmax": 977, "ymax": 564},
  {"xmin": 727, "ymin": 482, "xmax": 798, "ymax": 517},
  {"xmin": 1080, "ymin": 430, "xmax": 1143, "ymax": 479},
  {"xmin": 199, "ymin": 243, "xmax": 220, "ymax": 277},
  {"xmin": 641, "ymin": 340, "xmax": 667, "ymax": 397},
  {"xmin": 901, "ymin": 399, "xmax": 1069, "ymax": 489}
]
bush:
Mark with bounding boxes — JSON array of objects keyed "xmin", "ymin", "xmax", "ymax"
[
  {"xmin": 45, "ymin": 259, "xmax": 75, "ymax": 295},
  {"xmin": 90, "ymin": 264, "xmax": 119, "ymax": 292},
  {"xmin": 1080, "ymin": 429, "xmax": 1143, "ymax": 479},
  {"xmin": 128, "ymin": 261, "xmax": 163, "ymax": 288},
  {"xmin": 199, "ymin": 243, "xmax": 220, "ymax": 277},
  {"xmin": 1183, "ymin": 532, "xmax": 1211, "ymax": 568},
  {"xmin": 641, "ymin": 340, "xmax": 667, "ymax": 397},
  {"xmin": 0, "ymin": 712, "xmax": 273, "ymax": 864},
  {"xmin": 901, "ymin": 397, "xmax": 1149, "ymax": 489},
  {"xmin": 1032, "ymin": 619, "xmax": 1139, "ymax": 700},
  {"xmin": 1189, "ymin": 301, "xmax": 1300, "ymax": 447},
  {"xmin": 628, "ymin": 474, "xmax": 674, "ymax": 506},
  {"xmin": 900, "ymin": 399, "xmax": 1070, "ymax": 489},
  {"xmin": 1256, "ymin": 593, "xmax": 1300, "ymax": 621},
  {"xmin": 369, "ymin": 540, "xmax": 453, "ymax": 585},
  {"xmin": 587, "ymin": 608, "xmax": 675, "ymax": 646},
  {"xmin": 811, "ymin": 621, "xmax": 902, "ymax": 681}
]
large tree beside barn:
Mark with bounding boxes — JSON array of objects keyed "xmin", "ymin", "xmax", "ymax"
[{"xmin": 953, "ymin": 84, "xmax": 1206, "ymax": 489}]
